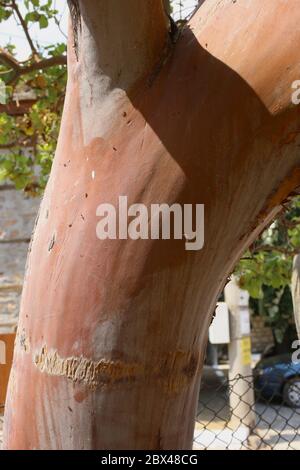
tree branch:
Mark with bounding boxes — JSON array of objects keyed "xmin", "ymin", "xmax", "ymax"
[
  {"xmin": 0, "ymin": 50, "xmax": 67, "ymax": 84},
  {"xmin": 18, "ymin": 55, "xmax": 67, "ymax": 75},
  {"xmin": 0, "ymin": 138, "xmax": 34, "ymax": 149},
  {"xmin": 0, "ymin": 47, "xmax": 19, "ymax": 71},
  {"xmin": 11, "ymin": 0, "xmax": 38, "ymax": 58},
  {"xmin": 75, "ymin": 0, "xmax": 169, "ymax": 91},
  {"xmin": 249, "ymin": 244, "xmax": 300, "ymax": 257},
  {"xmin": 0, "ymin": 141, "xmax": 18, "ymax": 149}
]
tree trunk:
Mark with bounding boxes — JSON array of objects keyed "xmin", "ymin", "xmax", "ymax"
[
  {"xmin": 292, "ymin": 256, "xmax": 300, "ymax": 339},
  {"xmin": 4, "ymin": 0, "xmax": 300, "ymax": 450}
]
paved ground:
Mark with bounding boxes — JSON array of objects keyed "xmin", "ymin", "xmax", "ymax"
[
  {"xmin": 194, "ymin": 406, "xmax": 300, "ymax": 450},
  {"xmin": 194, "ymin": 367, "xmax": 300, "ymax": 450}
]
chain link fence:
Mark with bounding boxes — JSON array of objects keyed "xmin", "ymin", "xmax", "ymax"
[{"xmin": 194, "ymin": 364, "xmax": 300, "ymax": 450}]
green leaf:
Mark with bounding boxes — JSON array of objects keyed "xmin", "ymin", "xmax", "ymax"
[
  {"xmin": 25, "ymin": 11, "xmax": 40, "ymax": 22},
  {"xmin": 39, "ymin": 14, "xmax": 48, "ymax": 29}
]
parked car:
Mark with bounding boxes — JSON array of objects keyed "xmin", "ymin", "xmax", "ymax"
[{"xmin": 254, "ymin": 354, "xmax": 300, "ymax": 407}]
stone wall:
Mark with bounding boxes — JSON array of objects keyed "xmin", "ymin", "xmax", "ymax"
[
  {"xmin": 0, "ymin": 185, "xmax": 39, "ymax": 333},
  {"xmin": 251, "ymin": 315, "xmax": 274, "ymax": 353}
]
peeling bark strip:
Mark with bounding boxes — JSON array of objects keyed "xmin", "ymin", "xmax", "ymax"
[
  {"xmin": 34, "ymin": 346, "xmax": 142, "ymax": 389},
  {"xmin": 33, "ymin": 346, "xmax": 199, "ymax": 392},
  {"xmin": 67, "ymin": 0, "xmax": 81, "ymax": 61}
]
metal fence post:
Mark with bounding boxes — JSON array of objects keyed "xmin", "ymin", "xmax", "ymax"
[{"xmin": 225, "ymin": 278, "xmax": 256, "ymax": 437}]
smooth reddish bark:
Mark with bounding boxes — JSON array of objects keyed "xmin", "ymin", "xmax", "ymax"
[{"xmin": 4, "ymin": 0, "xmax": 300, "ymax": 449}]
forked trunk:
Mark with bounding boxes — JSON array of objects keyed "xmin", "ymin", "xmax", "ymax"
[{"xmin": 4, "ymin": 0, "xmax": 300, "ymax": 449}]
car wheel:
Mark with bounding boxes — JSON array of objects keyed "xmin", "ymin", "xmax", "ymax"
[{"xmin": 283, "ymin": 378, "xmax": 300, "ymax": 408}]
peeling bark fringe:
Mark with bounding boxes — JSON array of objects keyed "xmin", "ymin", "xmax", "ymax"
[
  {"xmin": 33, "ymin": 345, "xmax": 199, "ymax": 393},
  {"xmin": 68, "ymin": 0, "xmax": 81, "ymax": 61}
]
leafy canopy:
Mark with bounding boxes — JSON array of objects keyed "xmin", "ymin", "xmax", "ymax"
[{"xmin": 0, "ymin": 0, "xmax": 66, "ymax": 194}]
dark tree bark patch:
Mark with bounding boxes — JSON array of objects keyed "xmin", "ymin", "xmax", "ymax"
[{"xmin": 68, "ymin": 0, "xmax": 81, "ymax": 61}]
